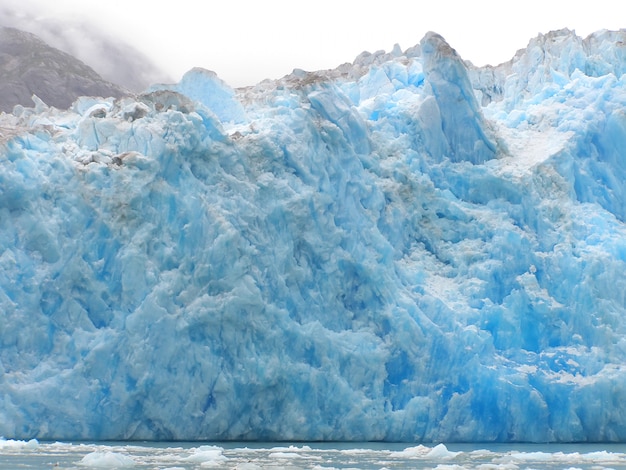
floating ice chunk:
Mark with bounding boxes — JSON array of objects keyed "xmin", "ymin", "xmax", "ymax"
[
  {"xmin": 234, "ymin": 463, "xmax": 262, "ymax": 470},
  {"xmin": 393, "ymin": 445, "xmax": 432, "ymax": 457},
  {"xmin": 79, "ymin": 451, "xmax": 135, "ymax": 467},
  {"xmin": 0, "ymin": 438, "xmax": 39, "ymax": 449},
  {"xmin": 426, "ymin": 444, "xmax": 461, "ymax": 459},
  {"xmin": 182, "ymin": 445, "xmax": 226, "ymax": 465},
  {"xmin": 269, "ymin": 451, "xmax": 302, "ymax": 459}
]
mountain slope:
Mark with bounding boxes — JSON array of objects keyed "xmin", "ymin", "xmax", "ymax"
[
  {"xmin": 0, "ymin": 1, "xmax": 172, "ymax": 93},
  {"xmin": 0, "ymin": 27, "xmax": 127, "ymax": 112}
]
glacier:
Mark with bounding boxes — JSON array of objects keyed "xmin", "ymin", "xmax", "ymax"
[{"xmin": 1, "ymin": 28, "xmax": 626, "ymax": 442}]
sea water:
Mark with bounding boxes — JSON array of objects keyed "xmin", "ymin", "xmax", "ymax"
[{"xmin": 2, "ymin": 439, "xmax": 626, "ymax": 469}]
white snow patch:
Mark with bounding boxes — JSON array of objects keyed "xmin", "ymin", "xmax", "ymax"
[{"xmin": 492, "ymin": 126, "xmax": 574, "ymax": 177}]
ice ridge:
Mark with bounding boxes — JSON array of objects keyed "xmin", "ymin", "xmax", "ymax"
[{"xmin": 1, "ymin": 30, "xmax": 626, "ymax": 443}]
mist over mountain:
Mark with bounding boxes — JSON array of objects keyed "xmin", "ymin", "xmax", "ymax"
[
  {"xmin": 0, "ymin": 2, "xmax": 171, "ymax": 92},
  {"xmin": 0, "ymin": 26, "xmax": 129, "ymax": 112}
]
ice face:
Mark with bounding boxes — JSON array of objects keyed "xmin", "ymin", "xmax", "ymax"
[{"xmin": 1, "ymin": 30, "xmax": 626, "ymax": 442}]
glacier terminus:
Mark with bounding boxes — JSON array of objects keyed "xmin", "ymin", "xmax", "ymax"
[{"xmin": 1, "ymin": 29, "xmax": 626, "ymax": 442}]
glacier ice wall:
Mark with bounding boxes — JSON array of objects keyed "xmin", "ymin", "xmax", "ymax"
[{"xmin": 2, "ymin": 29, "xmax": 626, "ymax": 442}]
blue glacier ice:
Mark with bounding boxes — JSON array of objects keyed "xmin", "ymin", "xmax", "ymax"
[{"xmin": 2, "ymin": 29, "xmax": 626, "ymax": 442}]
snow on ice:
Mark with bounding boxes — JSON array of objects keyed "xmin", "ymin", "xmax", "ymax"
[{"xmin": 1, "ymin": 29, "xmax": 626, "ymax": 442}]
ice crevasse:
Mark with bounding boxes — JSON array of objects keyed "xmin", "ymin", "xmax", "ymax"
[{"xmin": 1, "ymin": 29, "xmax": 626, "ymax": 442}]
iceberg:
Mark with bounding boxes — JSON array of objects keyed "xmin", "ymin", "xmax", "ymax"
[{"xmin": 1, "ymin": 29, "xmax": 626, "ymax": 443}]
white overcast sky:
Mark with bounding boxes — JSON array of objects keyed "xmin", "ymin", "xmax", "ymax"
[{"xmin": 4, "ymin": 0, "xmax": 626, "ymax": 87}]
